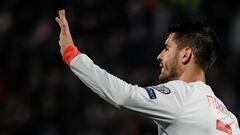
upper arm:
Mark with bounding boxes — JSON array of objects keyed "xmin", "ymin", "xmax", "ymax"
[{"xmin": 120, "ymin": 83, "xmax": 186, "ymax": 123}]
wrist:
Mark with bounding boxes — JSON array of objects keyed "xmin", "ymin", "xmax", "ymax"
[{"xmin": 62, "ymin": 45, "xmax": 80, "ymax": 65}]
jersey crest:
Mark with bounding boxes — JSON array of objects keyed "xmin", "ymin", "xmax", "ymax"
[
  {"xmin": 152, "ymin": 85, "xmax": 171, "ymax": 94},
  {"xmin": 144, "ymin": 85, "xmax": 171, "ymax": 99}
]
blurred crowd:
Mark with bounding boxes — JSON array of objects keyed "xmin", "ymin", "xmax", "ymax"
[{"xmin": 0, "ymin": 0, "xmax": 239, "ymax": 135}]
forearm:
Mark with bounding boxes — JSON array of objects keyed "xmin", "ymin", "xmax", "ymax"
[{"xmin": 63, "ymin": 45, "xmax": 139, "ymax": 107}]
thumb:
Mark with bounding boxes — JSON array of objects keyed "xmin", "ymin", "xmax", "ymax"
[{"xmin": 55, "ymin": 17, "xmax": 61, "ymax": 25}]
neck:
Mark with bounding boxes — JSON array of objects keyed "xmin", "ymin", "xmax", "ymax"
[{"xmin": 178, "ymin": 66, "xmax": 206, "ymax": 83}]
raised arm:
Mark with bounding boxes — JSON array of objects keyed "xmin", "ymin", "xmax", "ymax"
[{"xmin": 55, "ymin": 10, "xmax": 180, "ymax": 123}]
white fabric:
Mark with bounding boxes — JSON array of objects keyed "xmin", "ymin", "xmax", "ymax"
[{"xmin": 70, "ymin": 54, "xmax": 240, "ymax": 135}]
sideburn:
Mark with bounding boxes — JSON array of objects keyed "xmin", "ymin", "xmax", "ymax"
[{"xmin": 165, "ymin": 52, "xmax": 181, "ymax": 81}]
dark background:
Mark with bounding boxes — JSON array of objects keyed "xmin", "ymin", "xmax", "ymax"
[{"xmin": 0, "ymin": 0, "xmax": 239, "ymax": 135}]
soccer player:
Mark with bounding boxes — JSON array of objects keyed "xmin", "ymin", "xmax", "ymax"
[{"xmin": 55, "ymin": 9, "xmax": 240, "ymax": 135}]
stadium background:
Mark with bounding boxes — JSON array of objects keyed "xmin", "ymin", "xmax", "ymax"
[{"xmin": 0, "ymin": 0, "xmax": 239, "ymax": 134}]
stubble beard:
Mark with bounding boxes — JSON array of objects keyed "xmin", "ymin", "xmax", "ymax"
[{"xmin": 159, "ymin": 56, "xmax": 179, "ymax": 83}]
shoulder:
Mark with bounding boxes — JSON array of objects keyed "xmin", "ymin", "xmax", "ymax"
[
  {"xmin": 145, "ymin": 80, "xmax": 209, "ymax": 99},
  {"xmin": 165, "ymin": 80, "xmax": 189, "ymax": 89},
  {"xmin": 146, "ymin": 80, "xmax": 189, "ymax": 94},
  {"xmin": 161, "ymin": 80, "xmax": 191, "ymax": 94},
  {"xmin": 163, "ymin": 80, "xmax": 209, "ymax": 92},
  {"xmin": 151, "ymin": 80, "xmax": 193, "ymax": 104}
]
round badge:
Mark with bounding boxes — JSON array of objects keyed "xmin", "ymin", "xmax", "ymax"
[{"xmin": 158, "ymin": 86, "xmax": 171, "ymax": 94}]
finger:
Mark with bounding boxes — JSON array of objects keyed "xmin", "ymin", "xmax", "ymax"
[
  {"xmin": 58, "ymin": 10, "xmax": 62, "ymax": 18},
  {"xmin": 55, "ymin": 17, "xmax": 64, "ymax": 29},
  {"xmin": 62, "ymin": 9, "xmax": 65, "ymax": 17},
  {"xmin": 55, "ymin": 17, "xmax": 60, "ymax": 24},
  {"xmin": 59, "ymin": 10, "xmax": 65, "ymax": 20}
]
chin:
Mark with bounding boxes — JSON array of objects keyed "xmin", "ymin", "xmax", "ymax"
[{"xmin": 159, "ymin": 75, "xmax": 168, "ymax": 83}]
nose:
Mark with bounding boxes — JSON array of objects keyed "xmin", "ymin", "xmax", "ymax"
[{"xmin": 157, "ymin": 50, "xmax": 164, "ymax": 61}]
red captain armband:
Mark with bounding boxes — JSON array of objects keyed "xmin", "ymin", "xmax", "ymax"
[{"xmin": 62, "ymin": 45, "xmax": 80, "ymax": 65}]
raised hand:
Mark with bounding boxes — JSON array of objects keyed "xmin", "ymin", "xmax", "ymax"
[{"xmin": 55, "ymin": 9, "xmax": 74, "ymax": 55}]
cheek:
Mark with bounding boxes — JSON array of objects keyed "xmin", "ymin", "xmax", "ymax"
[{"xmin": 165, "ymin": 54, "xmax": 178, "ymax": 69}]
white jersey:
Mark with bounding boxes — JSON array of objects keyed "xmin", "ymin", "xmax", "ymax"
[{"xmin": 69, "ymin": 54, "xmax": 240, "ymax": 135}]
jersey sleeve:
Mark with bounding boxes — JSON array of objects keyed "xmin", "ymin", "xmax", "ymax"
[{"xmin": 69, "ymin": 54, "xmax": 186, "ymax": 124}]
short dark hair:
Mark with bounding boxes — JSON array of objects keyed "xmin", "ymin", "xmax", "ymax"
[{"xmin": 168, "ymin": 22, "xmax": 219, "ymax": 72}]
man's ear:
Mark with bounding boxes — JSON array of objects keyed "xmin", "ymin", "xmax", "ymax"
[{"xmin": 181, "ymin": 47, "xmax": 192, "ymax": 64}]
